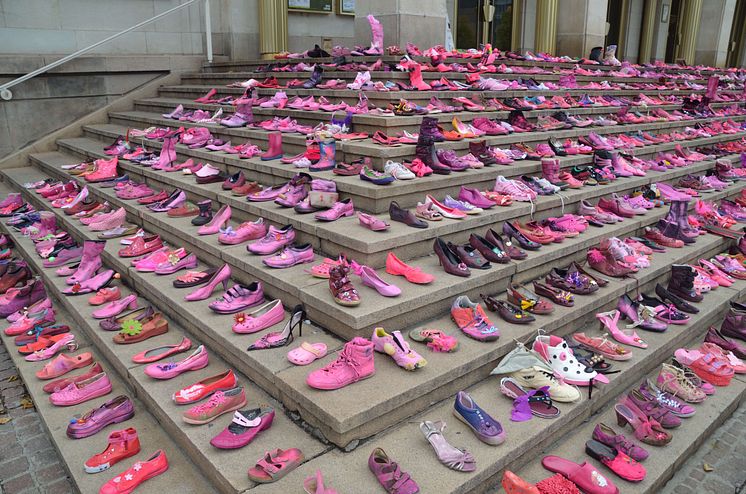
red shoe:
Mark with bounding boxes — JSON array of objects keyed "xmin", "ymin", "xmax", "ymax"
[
  {"xmin": 88, "ymin": 287, "xmax": 121, "ymax": 306},
  {"xmin": 85, "ymin": 428, "xmax": 141, "ymax": 474},
  {"xmin": 98, "ymin": 450, "xmax": 168, "ymax": 494},
  {"xmin": 117, "ymin": 235, "xmax": 164, "ymax": 258},
  {"xmin": 171, "ymin": 369, "xmax": 238, "ymax": 405}
]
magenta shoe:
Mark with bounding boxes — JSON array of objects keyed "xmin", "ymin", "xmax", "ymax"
[
  {"xmin": 0, "ymin": 279, "xmax": 47, "ymax": 317},
  {"xmin": 66, "ymin": 395, "xmax": 135, "ymax": 439},
  {"xmin": 6, "ymin": 297, "xmax": 52, "ymax": 323},
  {"xmin": 198, "ymin": 205, "xmax": 232, "ymax": 235},
  {"xmin": 154, "ymin": 253, "xmax": 198, "ymax": 275},
  {"xmin": 210, "ymin": 407, "xmax": 274, "ymax": 449},
  {"xmin": 92, "ymin": 295, "xmax": 138, "ymax": 320},
  {"xmin": 185, "ymin": 264, "xmax": 231, "ymax": 301},
  {"xmin": 143, "ymin": 345, "xmax": 209, "ymax": 380},
  {"xmin": 314, "ymin": 198, "xmax": 354, "ymax": 222},
  {"xmin": 50, "ymin": 372, "xmax": 112, "ymax": 406},
  {"xmin": 247, "ymin": 225, "xmax": 295, "ymax": 255},
  {"xmin": 208, "ymin": 282, "xmax": 264, "ymax": 314},
  {"xmin": 63, "ymin": 270, "xmax": 116, "ymax": 296},
  {"xmin": 458, "ymin": 186, "xmax": 495, "ymax": 209},
  {"xmin": 262, "ymin": 244, "xmax": 315, "ymax": 268},
  {"xmin": 66, "ymin": 240, "xmax": 105, "ymax": 285}
]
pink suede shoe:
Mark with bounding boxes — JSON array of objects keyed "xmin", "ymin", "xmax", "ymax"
[
  {"xmin": 143, "ymin": 345, "xmax": 209, "ymax": 380},
  {"xmin": 92, "ymin": 295, "xmax": 138, "ymax": 320},
  {"xmin": 49, "ymin": 372, "xmax": 112, "ymax": 406},
  {"xmin": 232, "ymin": 299, "xmax": 285, "ymax": 334}
]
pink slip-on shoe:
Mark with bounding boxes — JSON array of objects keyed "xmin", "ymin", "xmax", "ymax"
[
  {"xmin": 218, "ymin": 219, "xmax": 267, "ymax": 245},
  {"xmin": 144, "ymin": 345, "xmax": 209, "ymax": 379},
  {"xmin": 50, "ymin": 372, "xmax": 112, "ymax": 406},
  {"xmin": 92, "ymin": 295, "xmax": 138, "ymax": 319},
  {"xmin": 154, "ymin": 253, "xmax": 198, "ymax": 275},
  {"xmin": 351, "ymin": 262, "xmax": 401, "ymax": 297},
  {"xmin": 232, "ymin": 299, "xmax": 284, "ymax": 334},
  {"xmin": 263, "ymin": 244, "xmax": 315, "ymax": 268},
  {"xmin": 25, "ymin": 333, "xmax": 77, "ymax": 362},
  {"xmin": 210, "ymin": 407, "xmax": 274, "ymax": 450}
]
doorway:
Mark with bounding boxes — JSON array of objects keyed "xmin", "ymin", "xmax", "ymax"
[
  {"xmin": 455, "ymin": 0, "xmax": 514, "ymax": 50},
  {"xmin": 726, "ymin": 0, "xmax": 746, "ymax": 67},
  {"xmin": 664, "ymin": 0, "xmax": 682, "ymax": 62}
]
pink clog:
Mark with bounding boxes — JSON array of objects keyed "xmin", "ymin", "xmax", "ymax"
[
  {"xmin": 287, "ymin": 342, "xmax": 328, "ymax": 366},
  {"xmin": 144, "ymin": 345, "xmax": 209, "ymax": 380}
]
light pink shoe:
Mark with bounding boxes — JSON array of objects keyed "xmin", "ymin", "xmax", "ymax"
[
  {"xmin": 262, "ymin": 244, "xmax": 315, "ymax": 268},
  {"xmin": 185, "ymin": 264, "xmax": 231, "ymax": 301},
  {"xmin": 143, "ymin": 345, "xmax": 209, "ymax": 379},
  {"xmin": 88, "ymin": 207, "xmax": 126, "ymax": 232},
  {"xmin": 232, "ymin": 299, "xmax": 285, "ymax": 334},
  {"xmin": 350, "ymin": 262, "xmax": 401, "ymax": 297},
  {"xmin": 596, "ymin": 310, "xmax": 647, "ymax": 348},
  {"xmin": 25, "ymin": 333, "xmax": 77, "ymax": 362},
  {"xmin": 49, "ymin": 372, "xmax": 112, "ymax": 406},
  {"xmin": 371, "ymin": 327, "xmax": 426, "ymax": 371},
  {"xmin": 306, "ymin": 337, "xmax": 375, "ymax": 390},
  {"xmin": 247, "ymin": 225, "xmax": 295, "ymax": 255},
  {"xmin": 218, "ymin": 219, "xmax": 267, "ymax": 245},
  {"xmin": 198, "ymin": 205, "xmax": 232, "ymax": 235},
  {"xmin": 92, "ymin": 295, "xmax": 138, "ymax": 320},
  {"xmin": 314, "ymin": 199, "xmax": 354, "ymax": 222},
  {"xmin": 133, "ymin": 247, "xmax": 181, "ymax": 272}
]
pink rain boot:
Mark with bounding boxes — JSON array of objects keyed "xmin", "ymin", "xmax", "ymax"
[
  {"xmin": 363, "ymin": 15, "xmax": 383, "ymax": 55},
  {"xmin": 66, "ymin": 240, "xmax": 105, "ymax": 286}
]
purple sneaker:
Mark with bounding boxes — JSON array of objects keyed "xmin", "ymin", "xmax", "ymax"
[
  {"xmin": 639, "ymin": 379, "xmax": 696, "ymax": 417},
  {"xmin": 458, "ymin": 186, "xmax": 495, "ymax": 209},
  {"xmin": 443, "ymin": 195, "xmax": 482, "ymax": 214},
  {"xmin": 66, "ymin": 395, "xmax": 135, "ymax": 439},
  {"xmin": 262, "ymin": 244, "xmax": 315, "ymax": 268},
  {"xmin": 247, "ymin": 225, "xmax": 295, "ymax": 255},
  {"xmin": 208, "ymin": 282, "xmax": 265, "ymax": 314}
]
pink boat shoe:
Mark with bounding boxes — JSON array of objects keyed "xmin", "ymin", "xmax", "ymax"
[
  {"xmin": 351, "ymin": 262, "xmax": 401, "ymax": 297},
  {"xmin": 92, "ymin": 295, "xmax": 138, "ymax": 320},
  {"xmin": 50, "ymin": 372, "xmax": 112, "ymax": 406},
  {"xmin": 247, "ymin": 224, "xmax": 296, "ymax": 255},
  {"xmin": 287, "ymin": 342, "xmax": 328, "ymax": 366},
  {"xmin": 372, "ymin": 327, "xmax": 427, "ymax": 371},
  {"xmin": 208, "ymin": 282, "xmax": 265, "ymax": 314},
  {"xmin": 218, "ymin": 219, "xmax": 267, "ymax": 245},
  {"xmin": 154, "ymin": 253, "xmax": 198, "ymax": 275},
  {"xmin": 232, "ymin": 299, "xmax": 285, "ymax": 334},
  {"xmin": 263, "ymin": 244, "xmax": 315, "ymax": 268},
  {"xmin": 144, "ymin": 345, "xmax": 209, "ymax": 380}
]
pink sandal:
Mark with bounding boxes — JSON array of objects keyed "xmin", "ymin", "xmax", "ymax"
[
  {"xmin": 596, "ymin": 310, "xmax": 647, "ymax": 348},
  {"xmin": 247, "ymin": 448, "xmax": 304, "ymax": 483}
]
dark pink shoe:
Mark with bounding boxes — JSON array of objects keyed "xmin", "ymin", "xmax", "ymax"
[{"xmin": 210, "ymin": 407, "xmax": 274, "ymax": 449}]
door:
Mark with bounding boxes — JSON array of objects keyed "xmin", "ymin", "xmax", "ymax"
[
  {"xmin": 726, "ymin": 0, "xmax": 746, "ymax": 67},
  {"xmin": 455, "ymin": 0, "xmax": 514, "ymax": 50},
  {"xmin": 664, "ymin": 0, "xmax": 682, "ymax": 63}
]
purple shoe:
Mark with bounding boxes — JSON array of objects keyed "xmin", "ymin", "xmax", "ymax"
[
  {"xmin": 274, "ymin": 184, "xmax": 308, "ymax": 208},
  {"xmin": 42, "ymin": 247, "xmax": 83, "ymax": 267},
  {"xmin": 99, "ymin": 306, "xmax": 155, "ymax": 332},
  {"xmin": 639, "ymin": 379, "xmax": 696, "ymax": 417},
  {"xmin": 453, "ymin": 390, "xmax": 505, "ymax": 445},
  {"xmin": 208, "ymin": 282, "xmax": 265, "ymax": 314},
  {"xmin": 617, "ymin": 293, "xmax": 667, "ymax": 332},
  {"xmin": 443, "ymin": 195, "xmax": 482, "ymax": 214},
  {"xmin": 220, "ymin": 111, "xmax": 252, "ymax": 128},
  {"xmin": 591, "ymin": 423, "xmax": 649, "ymax": 462},
  {"xmin": 66, "ymin": 395, "xmax": 135, "ymax": 439},
  {"xmin": 0, "ymin": 279, "xmax": 46, "ymax": 317},
  {"xmin": 247, "ymin": 225, "xmax": 295, "ymax": 255},
  {"xmin": 162, "ymin": 104, "xmax": 185, "ymax": 119},
  {"xmin": 154, "ymin": 253, "xmax": 198, "ymax": 275},
  {"xmin": 458, "ymin": 186, "xmax": 494, "ymax": 209},
  {"xmin": 262, "ymin": 244, "xmax": 315, "ymax": 268}
]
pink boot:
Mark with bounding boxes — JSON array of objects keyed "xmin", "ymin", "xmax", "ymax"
[
  {"xmin": 153, "ymin": 137, "xmax": 177, "ymax": 170},
  {"xmin": 66, "ymin": 240, "xmax": 105, "ymax": 286},
  {"xmin": 363, "ymin": 15, "xmax": 383, "ymax": 55}
]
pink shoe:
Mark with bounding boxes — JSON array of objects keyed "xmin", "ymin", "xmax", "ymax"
[
  {"xmin": 314, "ymin": 199, "xmax": 354, "ymax": 222},
  {"xmin": 596, "ymin": 310, "xmax": 647, "ymax": 348},
  {"xmin": 88, "ymin": 207, "xmax": 126, "ymax": 232},
  {"xmin": 91, "ymin": 295, "xmax": 138, "ymax": 320},
  {"xmin": 232, "ymin": 299, "xmax": 285, "ymax": 334},
  {"xmin": 133, "ymin": 247, "xmax": 180, "ymax": 273},
  {"xmin": 263, "ymin": 244, "xmax": 315, "ymax": 268},
  {"xmin": 218, "ymin": 219, "xmax": 267, "ymax": 245},
  {"xmin": 358, "ymin": 212, "xmax": 389, "ymax": 231},
  {"xmin": 154, "ymin": 253, "xmax": 198, "ymax": 275},
  {"xmin": 185, "ymin": 264, "xmax": 231, "ymax": 301},
  {"xmin": 306, "ymin": 337, "xmax": 375, "ymax": 390},
  {"xmin": 25, "ymin": 333, "xmax": 77, "ymax": 362},
  {"xmin": 208, "ymin": 282, "xmax": 264, "ymax": 314},
  {"xmin": 49, "ymin": 372, "xmax": 112, "ymax": 406},
  {"xmin": 371, "ymin": 327, "xmax": 426, "ymax": 371},
  {"xmin": 247, "ymin": 225, "xmax": 295, "ymax": 255},
  {"xmin": 351, "ymin": 262, "xmax": 401, "ymax": 297},
  {"xmin": 198, "ymin": 205, "xmax": 232, "ymax": 235},
  {"xmin": 144, "ymin": 345, "xmax": 209, "ymax": 379}
]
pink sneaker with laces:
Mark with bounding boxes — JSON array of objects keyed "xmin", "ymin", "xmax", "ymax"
[{"xmin": 306, "ymin": 337, "xmax": 375, "ymax": 390}]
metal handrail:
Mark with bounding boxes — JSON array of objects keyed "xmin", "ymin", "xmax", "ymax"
[{"xmin": 0, "ymin": 0, "xmax": 212, "ymax": 101}]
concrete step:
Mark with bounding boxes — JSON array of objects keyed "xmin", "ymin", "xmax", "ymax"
[
  {"xmin": 58, "ymin": 129, "xmax": 746, "ymax": 265},
  {"xmin": 4, "ymin": 163, "xmax": 742, "ymax": 450},
  {"xmin": 139, "ymin": 93, "xmax": 739, "ymax": 136},
  {"xmin": 0, "ymin": 188, "xmax": 328, "ymax": 494},
  {"xmin": 510, "ymin": 372, "xmax": 746, "ymax": 494}
]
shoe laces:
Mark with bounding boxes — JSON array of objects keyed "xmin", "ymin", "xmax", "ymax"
[{"xmin": 191, "ymin": 391, "xmax": 226, "ymax": 413}]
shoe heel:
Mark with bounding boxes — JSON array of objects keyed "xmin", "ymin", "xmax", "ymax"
[
  {"xmin": 616, "ymin": 410, "xmax": 628, "ymax": 427},
  {"xmin": 127, "ymin": 299, "xmax": 138, "ymax": 310},
  {"xmin": 221, "ymin": 279, "xmax": 229, "ymax": 291}
]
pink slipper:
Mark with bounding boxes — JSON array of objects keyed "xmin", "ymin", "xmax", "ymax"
[{"xmin": 287, "ymin": 342, "xmax": 327, "ymax": 365}]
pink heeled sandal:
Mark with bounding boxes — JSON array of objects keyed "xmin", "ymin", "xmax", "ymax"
[{"xmin": 596, "ymin": 310, "xmax": 647, "ymax": 348}]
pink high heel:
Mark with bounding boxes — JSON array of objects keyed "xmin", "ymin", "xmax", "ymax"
[
  {"xmin": 185, "ymin": 264, "xmax": 231, "ymax": 301},
  {"xmin": 596, "ymin": 309, "xmax": 647, "ymax": 348},
  {"xmin": 198, "ymin": 205, "xmax": 232, "ymax": 235},
  {"xmin": 91, "ymin": 294, "xmax": 138, "ymax": 319},
  {"xmin": 25, "ymin": 333, "xmax": 77, "ymax": 362}
]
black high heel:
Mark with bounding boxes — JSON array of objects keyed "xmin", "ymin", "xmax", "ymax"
[{"xmin": 247, "ymin": 304, "xmax": 305, "ymax": 351}]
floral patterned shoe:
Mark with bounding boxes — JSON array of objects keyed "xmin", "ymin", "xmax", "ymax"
[
  {"xmin": 371, "ymin": 327, "xmax": 426, "ymax": 371},
  {"xmin": 328, "ymin": 263, "xmax": 360, "ymax": 306}
]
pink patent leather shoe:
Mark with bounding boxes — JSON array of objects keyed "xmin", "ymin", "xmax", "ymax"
[
  {"xmin": 92, "ymin": 294, "xmax": 138, "ymax": 320},
  {"xmin": 232, "ymin": 299, "xmax": 285, "ymax": 334},
  {"xmin": 198, "ymin": 205, "xmax": 232, "ymax": 235},
  {"xmin": 143, "ymin": 345, "xmax": 209, "ymax": 379},
  {"xmin": 185, "ymin": 264, "xmax": 231, "ymax": 301}
]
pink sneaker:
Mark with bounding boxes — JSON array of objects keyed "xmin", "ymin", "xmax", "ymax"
[
  {"xmin": 49, "ymin": 372, "xmax": 112, "ymax": 406},
  {"xmin": 247, "ymin": 225, "xmax": 295, "ymax": 255},
  {"xmin": 144, "ymin": 345, "xmax": 209, "ymax": 379},
  {"xmin": 371, "ymin": 327, "xmax": 426, "ymax": 371},
  {"xmin": 218, "ymin": 219, "xmax": 268, "ymax": 245},
  {"xmin": 306, "ymin": 337, "xmax": 375, "ymax": 390},
  {"xmin": 262, "ymin": 244, "xmax": 315, "ymax": 268}
]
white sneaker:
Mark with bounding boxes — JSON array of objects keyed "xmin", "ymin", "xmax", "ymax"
[
  {"xmin": 510, "ymin": 366, "xmax": 580, "ymax": 402},
  {"xmin": 384, "ymin": 160, "xmax": 415, "ymax": 180}
]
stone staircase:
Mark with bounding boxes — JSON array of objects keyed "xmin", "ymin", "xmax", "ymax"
[{"xmin": 1, "ymin": 57, "xmax": 745, "ymax": 494}]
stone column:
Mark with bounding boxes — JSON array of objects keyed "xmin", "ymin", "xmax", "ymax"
[
  {"xmin": 258, "ymin": 0, "xmax": 288, "ymax": 59},
  {"xmin": 354, "ymin": 0, "xmax": 447, "ymax": 51},
  {"xmin": 694, "ymin": 0, "xmax": 736, "ymax": 67},
  {"xmin": 556, "ymin": 0, "xmax": 607, "ymax": 58},
  {"xmin": 534, "ymin": 0, "xmax": 557, "ymax": 54},
  {"xmin": 675, "ymin": 0, "xmax": 703, "ymax": 64},
  {"xmin": 638, "ymin": 0, "xmax": 658, "ymax": 63}
]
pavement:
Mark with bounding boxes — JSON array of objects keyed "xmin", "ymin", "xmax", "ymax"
[
  {"xmin": 660, "ymin": 399, "xmax": 746, "ymax": 494},
  {"xmin": 0, "ymin": 338, "xmax": 76, "ymax": 494}
]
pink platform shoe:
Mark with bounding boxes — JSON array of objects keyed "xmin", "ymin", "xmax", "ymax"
[{"xmin": 144, "ymin": 345, "xmax": 209, "ymax": 379}]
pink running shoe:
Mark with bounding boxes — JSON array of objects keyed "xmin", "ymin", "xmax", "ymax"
[
  {"xmin": 306, "ymin": 338, "xmax": 375, "ymax": 390},
  {"xmin": 371, "ymin": 327, "xmax": 426, "ymax": 371}
]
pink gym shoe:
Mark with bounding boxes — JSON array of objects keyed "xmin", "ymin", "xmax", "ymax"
[
  {"xmin": 371, "ymin": 327, "xmax": 426, "ymax": 371},
  {"xmin": 306, "ymin": 337, "xmax": 375, "ymax": 390}
]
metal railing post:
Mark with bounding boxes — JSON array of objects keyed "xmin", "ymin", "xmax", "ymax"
[{"xmin": 205, "ymin": 0, "xmax": 213, "ymax": 63}]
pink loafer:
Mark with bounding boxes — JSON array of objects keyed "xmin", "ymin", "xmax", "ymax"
[{"xmin": 232, "ymin": 299, "xmax": 285, "ymax": 334}]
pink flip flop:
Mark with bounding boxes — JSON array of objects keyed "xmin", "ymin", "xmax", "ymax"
[{"xmin": 287, "ymin": 342, "xmax": 327, "ymax": 366}]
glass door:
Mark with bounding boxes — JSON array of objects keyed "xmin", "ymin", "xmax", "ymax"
[{"xmin": 455, "ymin": 0, "xmax": 513, "ymax": 50}]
